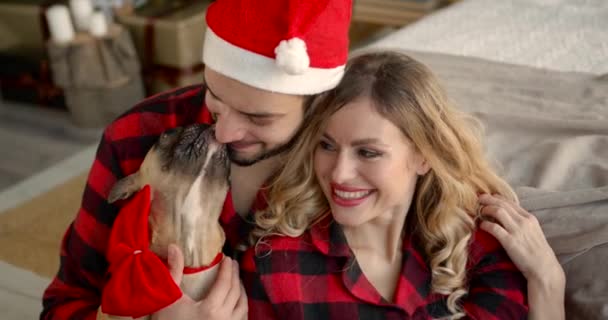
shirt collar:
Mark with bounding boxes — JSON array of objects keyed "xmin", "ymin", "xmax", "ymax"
[
  {"xmin": 309, "ymin": 214, "xmax": 353, "ymax": 258},
  {"xmin": 309, "ymin": 214, "xmax": 435, "ymax": 313}
]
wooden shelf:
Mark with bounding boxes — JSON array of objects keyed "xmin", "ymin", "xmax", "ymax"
[{"xmin": 353, "ymin": 0, "xmax": 443, "ymax": 27}]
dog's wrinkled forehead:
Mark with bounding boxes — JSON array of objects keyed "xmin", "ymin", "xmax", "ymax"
[{"xmin": 153, "ymin": 123, "xmax": 227, "ymax": 177}]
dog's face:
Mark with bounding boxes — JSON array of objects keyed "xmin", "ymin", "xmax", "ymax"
[
  {"xmin": 152, "ymin": 124, "xmax": 229, "ymax": 184},
  {"xmin": 138, "ymin": 124, "xmax": 230, "ymax": 205},
  {"xmin": 109, "ymin": 123, "xmax": 230, "ymax": 205},
  {"xmin": 108, "ymin": 124, "xmax": 230, "ymax": 266}
]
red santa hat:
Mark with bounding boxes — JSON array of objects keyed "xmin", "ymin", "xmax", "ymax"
[{"xmin": 203, "ymin": 0, "xmax": 353, "ymax": 95}]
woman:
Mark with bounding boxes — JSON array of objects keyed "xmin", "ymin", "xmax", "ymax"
[{"xmin": 241, "ymin": 51, "xmax": 564, "ymax": 319}]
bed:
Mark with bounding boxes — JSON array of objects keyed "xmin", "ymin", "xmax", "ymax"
[{"xmin": 360, "ymin": 0, "xmax": 608, "ymax": 318}]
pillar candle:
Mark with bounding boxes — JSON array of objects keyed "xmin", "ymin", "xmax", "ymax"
[
  {"xmin": 70, "ymin": 0, "xmax": 94, "ymax": 31},
  {"xmin": 45, "ymin": 5, "xmax": 75, "ymax": 44},
  {"xmin": 89, "ymin": 11, "xmax": 108, "ymax": 37}
]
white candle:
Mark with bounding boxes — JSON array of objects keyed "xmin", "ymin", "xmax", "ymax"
[
  {"xmin": 89, "ymin": 11, "xmax": 108, "ymax": 37},
  {"xmin": 45, "ymin": 5, "xmax": 75, "ymax": 44},
  {"xmin": 70, "ymin": 0, "xmax": 94, "ymax": 31}
]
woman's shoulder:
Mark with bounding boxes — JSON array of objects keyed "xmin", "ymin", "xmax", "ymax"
[{"xmin": 461, "ymin": 229, "xmax": 528, "ymax": 316}]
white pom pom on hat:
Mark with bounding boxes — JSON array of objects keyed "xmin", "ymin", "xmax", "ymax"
[{"xmin": 275, "ymin": 38, "xmax": 310, "ymax": 75}]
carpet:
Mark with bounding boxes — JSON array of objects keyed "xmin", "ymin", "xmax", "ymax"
[{"xmin": 0, "ymin": 172, "xmax": 88, "ymax": 278}]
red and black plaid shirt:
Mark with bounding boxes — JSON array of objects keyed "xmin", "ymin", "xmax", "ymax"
[
  {"xmin": 242, "ymin": 215, "xmax": 529, "ymax": 320},
  {"xmin": 40, "ymin": 85, "xmax": 256, "ymax": 319}
]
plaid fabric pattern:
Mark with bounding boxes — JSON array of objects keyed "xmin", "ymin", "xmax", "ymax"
[
  {"xmin": 40, "ymin": 85, "xmax": 253, "ymax": 319},
  {"xmin": 242, "ymin": 216, "xmax": 529, "ymax": 320}
]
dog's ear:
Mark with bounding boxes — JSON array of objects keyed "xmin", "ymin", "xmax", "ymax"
[{"xmin": 108, "ymin": 172, "xmax": 142, "ymax": 203}]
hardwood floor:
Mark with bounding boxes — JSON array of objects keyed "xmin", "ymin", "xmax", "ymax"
[
  {"xmin": 0, "ymin": 100, "xmax": 101, "ymax": 319},
  {"xmin": 0, "ymin": 100, "xmax": 101, "ymax": 191}
]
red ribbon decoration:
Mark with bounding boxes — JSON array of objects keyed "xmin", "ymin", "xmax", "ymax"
[{"xmin": 101, "ymin": 185, "xmax": 182, "ymax": 318}]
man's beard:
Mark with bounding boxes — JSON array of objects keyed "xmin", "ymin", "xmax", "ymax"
[{"xmin": 227, "ymin": 137, "xmax": 297, "ymax": 167}]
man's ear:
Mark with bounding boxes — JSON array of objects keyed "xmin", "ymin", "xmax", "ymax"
[{"xmin": 108, "ymin": 172, "xmax": 142, "ymax": 203}]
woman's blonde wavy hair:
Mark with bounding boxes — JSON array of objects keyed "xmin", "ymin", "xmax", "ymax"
[{"xmin": 251, "ymin": 50, "xmax": 517, "ymax": 317}]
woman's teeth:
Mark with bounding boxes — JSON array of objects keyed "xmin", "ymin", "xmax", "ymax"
[{"xmin": 334, "ymin": 190, "xmax": 371, "ymax": 199}]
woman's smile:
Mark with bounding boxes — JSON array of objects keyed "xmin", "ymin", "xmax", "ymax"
[{"xmin": 331, "ymin": 183, "xmax": 374, "ymax": 207}]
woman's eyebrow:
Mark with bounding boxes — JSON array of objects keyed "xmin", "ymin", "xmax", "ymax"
[
  {"xmin": 352, "ymin": 138, "xmax": 383, "ymax": 146},
  {"xmin": 323, "ymin": 133, "xmax": 389, "ymax": 147},
  {"xmin": 321, "ymin": 133, "xmax": 336, "ymax": 143}
]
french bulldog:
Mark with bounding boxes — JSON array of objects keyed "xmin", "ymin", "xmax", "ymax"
[{"xmin": 99, "ymin": 123, "xmax": 230, "ymax": 319}]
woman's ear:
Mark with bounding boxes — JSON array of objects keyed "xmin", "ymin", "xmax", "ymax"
[{"xmin": 416, "ymin": 156, "xmax": 431, "ymax": 176}]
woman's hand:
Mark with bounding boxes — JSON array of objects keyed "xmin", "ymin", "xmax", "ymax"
[
  {"xmin": 477, "ymin": 194, "xmax": 563, "ymax": 284},
  {"xmin": 152, "ymin": 244, "xmax": 248, "ymax": 320},
  {"xmin": 478, "ymin": 194, "xmax": 565, "ymax": 320}
]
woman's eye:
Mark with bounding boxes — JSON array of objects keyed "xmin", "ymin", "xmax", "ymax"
[
  {"xmin": 358, "ymin": 149, "xmax": 381, "ymax": 158},
  {"xmin": 319, "ymin": 140, "xmax": 335, "ymax": 151}
]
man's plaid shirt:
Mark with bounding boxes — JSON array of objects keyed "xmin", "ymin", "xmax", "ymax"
[
  {"xmin": 40, "ymin": 85, "xmax": 254, "ymax": 319},
  {"xmin": 242, "ymin": 215, "xmax": 529, "ymax": 320}
]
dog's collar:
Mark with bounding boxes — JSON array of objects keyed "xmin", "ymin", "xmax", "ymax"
[{"xmin": 183, "ymin": 252, "xmax": 224, "ymax": 274}]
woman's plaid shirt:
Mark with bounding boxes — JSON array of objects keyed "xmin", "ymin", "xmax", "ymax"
[
  {"xmin": 40, "ymin": 85, "xmax": 254, "ymax": 319},
  {"xmin": 242, "ymin": 216, "xmax": 529, "ymax": 320}
]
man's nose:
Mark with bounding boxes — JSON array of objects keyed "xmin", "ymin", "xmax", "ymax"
[
  {"xmin": 213, "ymin": 111, "xmax": 246, "ymax": 144},
  {"xmin": 330, "ymin": 152, "xmax": 356, "ymax": 183}
]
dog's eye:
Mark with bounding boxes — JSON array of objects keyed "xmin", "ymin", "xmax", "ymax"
[{"xmin": 161, "ymin": 128, "xmax": 179, "ymax": 140}]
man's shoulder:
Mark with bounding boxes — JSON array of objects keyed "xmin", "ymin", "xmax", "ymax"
[{"xmin": 104, "ymin": 85, "xmax": 209, "ymax": 142}]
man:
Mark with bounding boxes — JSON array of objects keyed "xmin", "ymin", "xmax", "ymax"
[{"xmin": 40, "ymin": 0, "xmax": 353, "ymax": 319}]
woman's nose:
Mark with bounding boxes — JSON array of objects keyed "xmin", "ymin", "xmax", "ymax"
[{"xmin": 330, "ymin": 152, "xmax": 356, "ymax": 183}]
